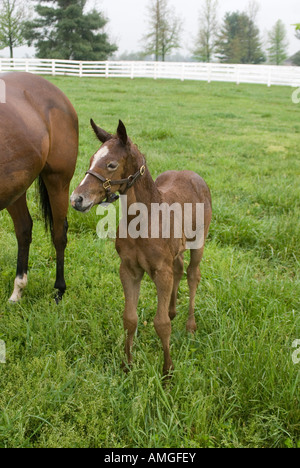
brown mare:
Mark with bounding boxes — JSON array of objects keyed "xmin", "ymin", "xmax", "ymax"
[
  {"xmin": 71, "ymin": 120, "xmax": 212, "ymax": 375},
  {"xmin": 0, "ymin": 72, "xmax": 78, "ymax": 303}
]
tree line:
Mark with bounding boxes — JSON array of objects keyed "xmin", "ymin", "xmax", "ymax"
[
  {"xmin": 192, "ymin": 0, "xmax": 293, "ymax": 65},
  {"xmin": 0, "ymin": 0, "xmax": 299, "ymax": 66}
]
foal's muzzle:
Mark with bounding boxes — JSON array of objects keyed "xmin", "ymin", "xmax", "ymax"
[{"xmin": 70, "ymin": 194, "xmax": 93, "ymax": 213}]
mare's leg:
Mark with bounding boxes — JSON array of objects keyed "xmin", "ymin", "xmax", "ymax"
[
  {"xmin": 7, "ymin": 194, "xmax": 33, "ymax": 303},
  {"xmin": 120, "ymin": 261, "xmax": 143, "ymax": 368},
  {"xmin": 153, "ymin": 267, "xmax": 174, "ymax": 376},
  {"xmin": 169, "ymin": 254, "xmax": 184, "ymax": 321},
  {"xmin": 41, "ymin": 172, "xmax": 70, "ymax": 303},
  {"xmin": 186, "ymin": 248, "xmax": 204, "ymax": 333}
]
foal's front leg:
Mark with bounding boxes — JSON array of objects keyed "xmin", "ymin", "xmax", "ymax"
[{"xmin": 120, "ymin": 261, "xmax": 143, "ymax": 369}]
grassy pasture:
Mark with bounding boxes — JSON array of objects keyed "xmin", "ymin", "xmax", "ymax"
[{"xmin": 0, "ymin": 76, "xmax": 299, "ymax": 448}]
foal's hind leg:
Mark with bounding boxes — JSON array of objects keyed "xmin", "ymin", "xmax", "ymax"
[
  {"xmin": 169, "ymin": 254, "xmax": 184, "ymax": 321},
  {"xmin": 41, "ymin": 172, "xmax": 70, "ymax": 303},
  {"xmin": 154, "ymin": 267, "xmax": 174, "ymax": 376},
  {"xmin": 7, "ymin": 194, "xmax": 33, "ymax": 303},
  {"xmin": 186, "ymin": 248, "xmax": 204, "ymax": 333}
]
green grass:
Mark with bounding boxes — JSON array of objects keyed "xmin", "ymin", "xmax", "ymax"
[{"xmin": 0, "ymin": 77, "xmax": 299, "ymax": 448}]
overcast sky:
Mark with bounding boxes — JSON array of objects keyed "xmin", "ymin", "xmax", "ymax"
[
  {"xmin": 2, "ymin": 0, "xmax": 299, "ymax": 59},
  {"xmin": 100, "ymin": 0, "xmax": 299, "ymax": 56}
]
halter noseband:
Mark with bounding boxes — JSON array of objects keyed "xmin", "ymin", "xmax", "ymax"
[{"xmin": 86, "ymin": 163, "xmax": 146, "ymax": 204}]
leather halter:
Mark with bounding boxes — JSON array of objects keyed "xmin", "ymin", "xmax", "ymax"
[{"xmin": 86, "ymin": 163, "xmax": 146, "ymax": 204}]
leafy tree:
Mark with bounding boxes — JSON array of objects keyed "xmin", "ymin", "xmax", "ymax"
[
  {"xmin": 216, "ymin": 11, "xmax": 265, "ymax": 64},
  {"xmin": 193, "ymin": 0, "xmax": 219, "ymax": 62},
  {"xmin": 267, "ymin": 20, "xmax": 289, "ymax": 65},
  {"xmin": 143, "ymin": 0, "xmax": 182, "ymax": 61},
  {"xmin": 24, "ymin": 0, "xmax": 117, "ymax": 60},
  {"xmin": 0, "ymin": 0, "xmax": 29, "ymax": 58}
]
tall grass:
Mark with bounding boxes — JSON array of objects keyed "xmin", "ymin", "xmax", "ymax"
[{"xmin": 0, "ymin": 77, "xmax": 299, "ymax": 448}]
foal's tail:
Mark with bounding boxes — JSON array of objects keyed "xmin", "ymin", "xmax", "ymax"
[{"xmin": 38, "ymin": 176, "xmax": 53, "ymax": 232}]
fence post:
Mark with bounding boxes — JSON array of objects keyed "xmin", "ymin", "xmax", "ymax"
[
  {"xmin": 180, "ymin": 63, "xmax": 185, "ymax": 81},
  {"xmin": 208, "ymin": 63, "xmax": 212, "ymax": 83},
  {"xmin": 267, "ymin": 67, "xmax": 272, "ymax": 87},
  {"xmin": 79, "ymin": 61, "xmax": 83, "ymax": 78},
  {"xmin": 105, "ymin": 61, "xmax": 109, "ymax": 78},
  {"xmin": 130, "ymin": 62, "xmax": 134, "ymax": 79},
  {"xmin": 236, "ymin": 65, "xmax": 240, "ymax": 85},
  {"xmin": 52, "ymin": 59, "xmax": 56, "ymax": 77},
  {"xmin": 25, "ymin": 59, "xmax": 29, "ymax": 73}
]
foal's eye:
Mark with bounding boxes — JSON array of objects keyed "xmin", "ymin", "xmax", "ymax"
[{"xmin": 107, "ymin": 161, "xmax": 118, "ymax": 171}]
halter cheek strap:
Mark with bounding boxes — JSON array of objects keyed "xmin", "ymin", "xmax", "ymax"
[{"xmin": 86, "ymin": 163, "xmax": 146, "ymax": 204}]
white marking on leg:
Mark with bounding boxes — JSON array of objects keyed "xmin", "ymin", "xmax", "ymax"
[{"xmin": 9, "ymin": 274, "xmax": 28, "ymax": 303}]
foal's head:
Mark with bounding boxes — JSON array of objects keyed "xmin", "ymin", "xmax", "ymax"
[{"xmin": 71, "ymin": 120, "xmax": 144, "ymax": 212}]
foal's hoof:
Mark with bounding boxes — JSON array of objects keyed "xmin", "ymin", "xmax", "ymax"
[
  {"xmin": 162, "ymin": 367, "xmax": 174, "ymax": 386},
  {"xmin": 121, "ymin": 361, "xmax": 132, "ymax": 374},
  {"xmin": 169, "ymin": 309, "xmax": 177, "ymax": 321},
  {"xmin": 186, "ymin": 318, "xmax": 197, "ymax": 334},
  {"xmin": 163, "ymin": 362, "xmax": 174, "ymax": 378}
]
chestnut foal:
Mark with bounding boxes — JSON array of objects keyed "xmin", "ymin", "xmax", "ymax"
[{"xmin": 71, "ymin": 120, "xmax": 212, "ymax": 375}]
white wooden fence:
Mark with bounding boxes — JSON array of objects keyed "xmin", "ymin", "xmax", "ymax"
[{"xmin": 0, "ymin": 58, "xmax": 299, "ymax": 87}]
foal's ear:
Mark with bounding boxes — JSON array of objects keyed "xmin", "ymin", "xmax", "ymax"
[
  {"xmin": 90, "ymin": 119, "xmax": 112, "ymax": 143},
  {"xmin": 117, "ymin": 120, "xmax": 128, "ymax": 145}
]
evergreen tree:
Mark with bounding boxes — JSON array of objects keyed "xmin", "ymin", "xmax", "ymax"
[
  {"xmin": 24, "ymin": 0, "xmax": 117, "ymax": 60},
  {"xmin": 216, "ymin": 11, "xmax": 265, "ymax": 64},
  {"xmin": 244, "ymin": 0, "xmax": 264, "ymax": 63},
  {"xmin": 290, "ymin": 51, "xmax": 300, "ymax": 66},
  {"xmin": 267, "ymin": 20, "xmax": 289, "ymax": 65}
]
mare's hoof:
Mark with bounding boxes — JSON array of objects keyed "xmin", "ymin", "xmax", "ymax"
[
  {"xmin": 54, "ymin": 291, "xmax": 64, "ymax": 305},
  {"xmin": 8, "ymin": 298, "xmax": 19, "ymax": 305}
]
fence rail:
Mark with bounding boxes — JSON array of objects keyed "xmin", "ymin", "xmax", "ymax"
[{"xmin": 0, "ymin": 58, "xmax": 299, "ymax": 87}]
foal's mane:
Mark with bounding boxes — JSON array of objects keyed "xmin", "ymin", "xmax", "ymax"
[{"xmin": 128, "ymin": 140, "xmax": 147, "ymax": 169}]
